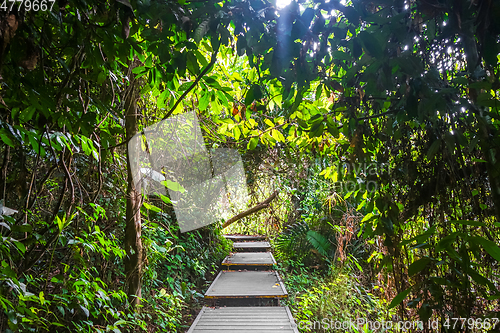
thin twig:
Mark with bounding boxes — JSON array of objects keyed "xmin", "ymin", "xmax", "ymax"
[
  {"xmin": 161, "ymin": 38, "xmax": 221, "ymax": 121},
  {"xmin": 92, "ymin": 136, "xmax": 103, "ymax": 203}
]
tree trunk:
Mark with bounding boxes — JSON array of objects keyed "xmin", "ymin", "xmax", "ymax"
[
  {"xmin": 461, "ymin": 18, "xmax": 500, "ymax": 222},
  {"xmin": 124, "ymin": 65, "xmax": 142, "ymax": 307}
]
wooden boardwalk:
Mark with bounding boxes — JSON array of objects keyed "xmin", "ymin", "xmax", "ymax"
[
  {"xmin": 223, "ymin": 234, "xmax": 267, "ymax": 241},
  {"xmin": 222, "ymin": 252, "xmax": 277, "ymax": 270},
  {"xmin": 187, "ymin": 307, "xmax": 298, "ymax": 333},
  {"xmin": 232, "ymin": 241, "xmax": 271, "ymax": 252},
  {"xmin": 188, "ymin": 235, "xmax": 299, "ymax": 332},
  {"xmin": 205, "ymin": 271, "xmax": 287, "ymax": 299}
]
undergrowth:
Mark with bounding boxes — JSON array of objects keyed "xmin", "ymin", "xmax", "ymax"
[
  {"xmin": 0, "ymin": 204, "xmax": 231, "ymax": 333},
  {"xmin": 279, "ymin": 260, "xmax": 394, "ymax": 333}
]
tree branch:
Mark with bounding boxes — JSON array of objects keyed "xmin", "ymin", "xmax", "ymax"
[
  {"xmin": 161, "ymin": 37, "xmax": 221, "ymax": 121},
  {"xmin": 222, "ymin": 190, "xmax": 279, "ymax": 229},
  {"xmin": 357, "ymin": 109, "xmax": 396, "ymax": 121}
]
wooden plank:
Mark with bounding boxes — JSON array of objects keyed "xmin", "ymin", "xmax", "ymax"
[
  {"xmin": 187, "ymin": 307, "xmax": 299, "ymax": 333},
  {"xmin": 205, "ymin": 271, "xmax": 287, "ymax": 298},
  {"xmin": 222, "ymin": 252, "xmax": 277, "ymax": 267},
  {"xmin": 232, "ymin": 241, "xmax": 271, "ymax": 252},
  {"xmin": 223, "ymin": 234, "xmax": 266, "ymax": 241}
]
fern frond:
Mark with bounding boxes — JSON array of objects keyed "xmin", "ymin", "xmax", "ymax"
[
  {"xmin": 275, "ymin": 221, "xmax": 310, "ymax": 255},
  {"xmin": 306, "ymin": 230, "xmax": 331, "ymax": 257}
]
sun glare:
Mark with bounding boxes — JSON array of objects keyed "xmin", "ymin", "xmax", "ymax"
[{"xmin": 276, "ymin": 0, "xmax": 292, "ymax": 9}]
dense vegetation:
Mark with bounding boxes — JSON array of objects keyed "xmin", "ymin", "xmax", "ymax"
[{"xmin": 0, "ymin": 0, "xmax": 499, "ymax": 332}]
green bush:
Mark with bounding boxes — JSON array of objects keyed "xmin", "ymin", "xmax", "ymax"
[{"xmin": 282, "ymin": 264, "xmax": 394, "ymax": 333}]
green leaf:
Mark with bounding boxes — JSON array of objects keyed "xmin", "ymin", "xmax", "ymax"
[
  {"xmin": 487, "ymin": 294, "xmax": 500, "ymax": 300},
  {"xmin": 310, "ymin": 122, "xmax": 324, "ymax": 137},
  {"xmin": 306, "ymin": 230, "xmax": 330, "ymax": 257},
  {"xmin": 11, "ymin": 224, "xmax": 32, "ymax": 233},
  {"xmin": 247, "ymin": 137, "xmax": 258, "ymax": 150},
  {"xmin": 80, "ymin": 305, "xmax": 89, "ymax": 318},
  {"xmin": 361, "ymin": 213, "xmax": 375, "ymax": 223},
  {"xmin": 426, "ymin": 18, "xmax": 436, "ymax": 41},
  {"xmin": 20, "ymin": 106, "xmax": 36, "ymax": 122},
  {"xmin": 332, "ymin": 51, "xmax": 352, "ymax": 61},
  {"xmin": 80, "ymin": 137, "xmax": 91, "ymax": 155},
  {"xmin": 39, "ymin": 291, "xmax": 45, "ymax": 305},
  {"xmin": 315, "ymin": 84, "xmax": 323, "ymax": 100},
  {"xmin": 271, "ymin": 129, "xmax": 285, "ymax": 142},
  {"xmin": 452, "ymin": 76, "xmax": 468, "ymax": 85},
  {"xmin": 194, "ymin": 20, "xmax": 210, "ymax": 43},
  {"xmin": 359, "ymin": 31, "xmax": 383, "ymax": 58},
  {"xmin": 159, "ymin": 194, "xmax": 172, "ymax": 204},
  {"xmin": 418, "ymin": 303, "xmax": 432, "ymax": 322},
  {"xmin": 264, "ymin": 119, "xmax": 274, "ymax": 127},
  {"xmin": 341, "ymin": 6, "xmax": 359, "ymax": 25},
  {"xmin": 28, "ymin": 133, "xmax": 45, "ymax": 156},
  {"xmin": 210, "ymin": 99, "xmax": 222, "ymax": 114},
  {"xmin": 161, "ymin": 180, "xmax": 186, "ymax": 193},
  {"xmin": 51, "ymin": 275, "xmax": 64, "ymax": 284},
  {"xmin": 327, "ymin": 123, "xmax": 339, "ymax": 138},
  {"xmin": 233, "ymin": 126, "xmax": 241, "ymax": 140},
  {"xmin": 297, "ymin": 118, "xmax": 308, "ymax": 129},
  {"xmin": 186, "ymin": 51, "xmax": 200, "ymax": 75},
  {"xmin": 97, "ymin": 71, "xmax": 107, "ymax": 85},
  {"xmin": 0, "ymin": 129, "xmax": 14, "ymax": 148},
  {"xmin": 178, "ymin": 81, "xmax": 194, "ymax": 91},
  {"xmin": 388, "ymin": 287, "xmax": 412, "ymax": 309},
  {"xmin": 198, "ymin": 92, "xmax": 210, "ymax": 111},
  {"xmin": 426, "ymin": 139, "xmax": 441, "ymax": 160},
  {"xmin": 143, "ymin": 202, "xmax": 161, "ymax": 213},
  {"xmin": 55, "ymin": 215, "xmax": 64, "ymax": 233},
  {"xmin": 216, "ymin": 90, "xmax": 229, "ymax": 108},
  {"xmin": 450, "ymin": 220, "xmax": 486, "ymax": 227},
  {"xmin": 468, "ymin": 268, "xmax": 492, "ymax": 287},
  {"xmin": 237, "ymin": 35, "xmax": 247, "ymax": 57},
  {"xmin": 194, "ymin": 50, "xmax": 208, "ymax": 67},
  {"xmin": 436, "ymin": 232, "xmax": 464, "ymax": 252},
  {"xmin": 469, "ymin": 81, "xmax": 492, "ymax": 90},
  {"xmin": 13, "ymin": 241, "xmax": 26, "ymax": 254},
  {"xmin": 469, "ymin": 236, "xmax": 500, "ymax": 262},
  {"xmin": 408, "ymin": 257, "xmax": 431, "ymax": 276},
  {"xmin": 91, "ymin": 149, "xmax": 99, "ymax": 161}
]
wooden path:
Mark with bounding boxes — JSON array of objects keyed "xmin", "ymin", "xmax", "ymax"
[
  {"xmin": 223, "ymin": 234, "xmax": 267, "ymax": 241},
  {"xmin": 222, "ymin": 252, "xmax": 277, "ymax": 270},
  {"xmin": 232, "ymin": 241, "xmax": 271, "ymax": 252},
  {"xmin": 187, "ymin": 234, "xmax": 299, "ymax": 333}
]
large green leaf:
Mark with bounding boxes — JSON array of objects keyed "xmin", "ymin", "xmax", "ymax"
[
  {"xmin": 408, "ymin": 257, "xmax": 431, "ymax": 276},
  {"xmin": 388, "ymin": 287, "xmax": 412, "ymax": 309},
  {"xmin": 469, "ymin": 236, "xmax": 500, "ymax": 262},
  {"xmin": 358, "ymin": 31, "xmax": 384, "ymax": 58},
  {"xmin": 161, "ymin": 180, "xmax": 186, "ymax": 193},
  {"xmin": 426, "ymin": 139, "xmax": 441, "ymax": 160},
  {"xmin": 194, "ymin": 20, "xmax": 210, "ymax": 43},
  {"xmin": 450, "ymin": 220, "xmax": 486, "ymax": 227}
]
